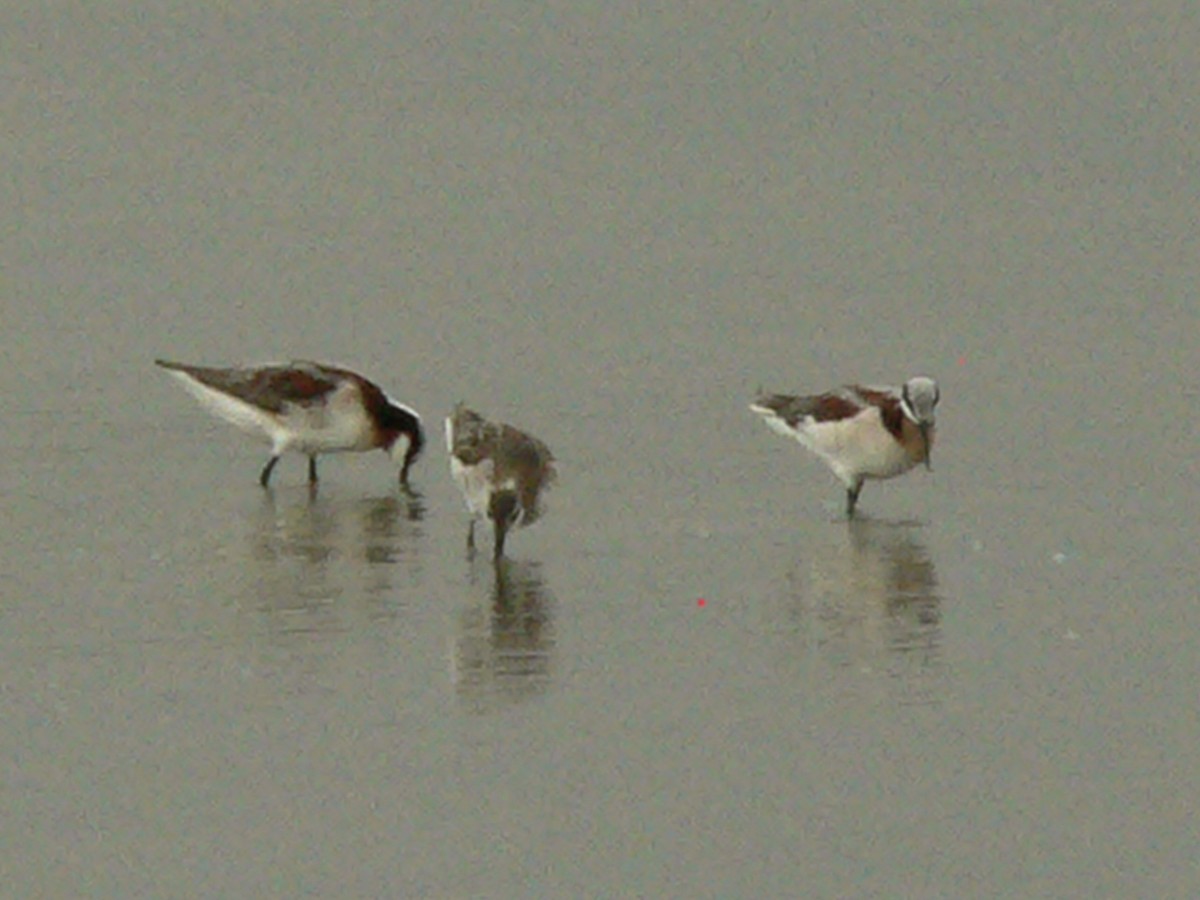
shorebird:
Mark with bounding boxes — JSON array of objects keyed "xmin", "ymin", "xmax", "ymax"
[
  {"xmin": 445, "ymin": 404, "xmax": 556, "ymax": 559},
  {"xmin": 750, "ymin": 376, "xmax": 939, "ymax": 517},
  {"xmin": 155, "ymin": 359, "xmax": 424, "ymax": 487}
]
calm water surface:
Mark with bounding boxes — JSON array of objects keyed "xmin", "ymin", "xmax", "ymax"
[{"xmin": 4, "ymin": 2, "xmax": 1199, "ymax": 896}]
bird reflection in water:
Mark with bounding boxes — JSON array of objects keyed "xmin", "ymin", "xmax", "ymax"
[
  {"xmin": 452, "ymin": 559, "xmax": 554, "ymax": 711},
  {"xmin": 248, "ymin": 487, "xmax": 425, "ymax": 625},
  {"xmin": 787, "ymin": 517, "xmax": 942, "ymax": 701}
]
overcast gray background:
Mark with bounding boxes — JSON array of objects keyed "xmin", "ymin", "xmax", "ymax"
[{"xmin": 4, "ymin": 2, "xmax": 1199, "ymax": 896}]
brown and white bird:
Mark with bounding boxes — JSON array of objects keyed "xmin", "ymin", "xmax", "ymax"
[
  {"xmin": 445, "ymin": 404, "xmax": 556, "ymax": 559},
  {"xmin": 156, "ymin": 359, "xmax": 424, "ymax": 487},
  {"xmin": 750, "ymin": 376, "xmax": 939, "ymax": 517}
]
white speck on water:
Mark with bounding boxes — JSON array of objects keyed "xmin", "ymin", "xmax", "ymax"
[{"xmin": 1052, "ymin": 552, "xmax": 1068, "ymax": 564}]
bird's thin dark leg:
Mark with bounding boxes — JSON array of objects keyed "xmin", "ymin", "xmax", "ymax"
[
  {"xmin": 493, "ymin": 519, "xmax": 508, "ymax": 560},
  {"xmin": 846, "ymin": 479, "xmax": 864, "ymax": 518},
  {"xmin": 466, "ymin": 519, "xmax": 476, "ymax": 552},
  {"xmin": 308, "ymin": 455, "xmax": 318, "ymax": 484},
  {"xmin": 260, "ymin": 456, "xmax": 280, "ymax": 489}
]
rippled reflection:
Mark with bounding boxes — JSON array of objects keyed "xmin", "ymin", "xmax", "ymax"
[
  {"xmin": 452, "ymin": 559, "xmax": 555, "ymax": 711},
  {"xmin": 247, "ymin": 487, "xmax": 425, "ymax": 626},
  {"xmin": 786, "ymin": 518, "xmax": 942, "ymax": 700}
]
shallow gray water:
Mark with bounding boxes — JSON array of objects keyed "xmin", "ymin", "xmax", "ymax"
[{"xmin": 4, "ymin": 3, "xmax": 1200, "ymax": 896}]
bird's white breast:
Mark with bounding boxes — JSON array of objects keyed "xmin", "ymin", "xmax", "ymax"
[
  {"xmin": 450, "ymin": 456, "xmax": 495, "ymax": 518},
  {"xmin": 790, "ymin": 407, "xmax": 917, "ymax": 485}
]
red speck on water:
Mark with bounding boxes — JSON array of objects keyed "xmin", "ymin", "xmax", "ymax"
[{"xmin": 697, "ymin": 599, "xmax": 706, "ymax": 608}]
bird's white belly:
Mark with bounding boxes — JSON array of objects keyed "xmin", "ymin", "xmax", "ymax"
[
  {"xmin": 276, "ymin": 384, "xmax": 375, "ymax": 454},
  {"xmin": 171, "ymin": 374, "xmax": 373, "ymax": 455},
  {"xmin": 798, "ymin": 409, "xmax": 917, "ymax": 484},
  {"xmin": 450, "ymin": 457, "xmax": 495, "ymax": 518}
]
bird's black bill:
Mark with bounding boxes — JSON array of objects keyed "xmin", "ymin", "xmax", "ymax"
[{"xmin": 260, "ymin": 456, "xmax": 280, "ymax": 488}]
